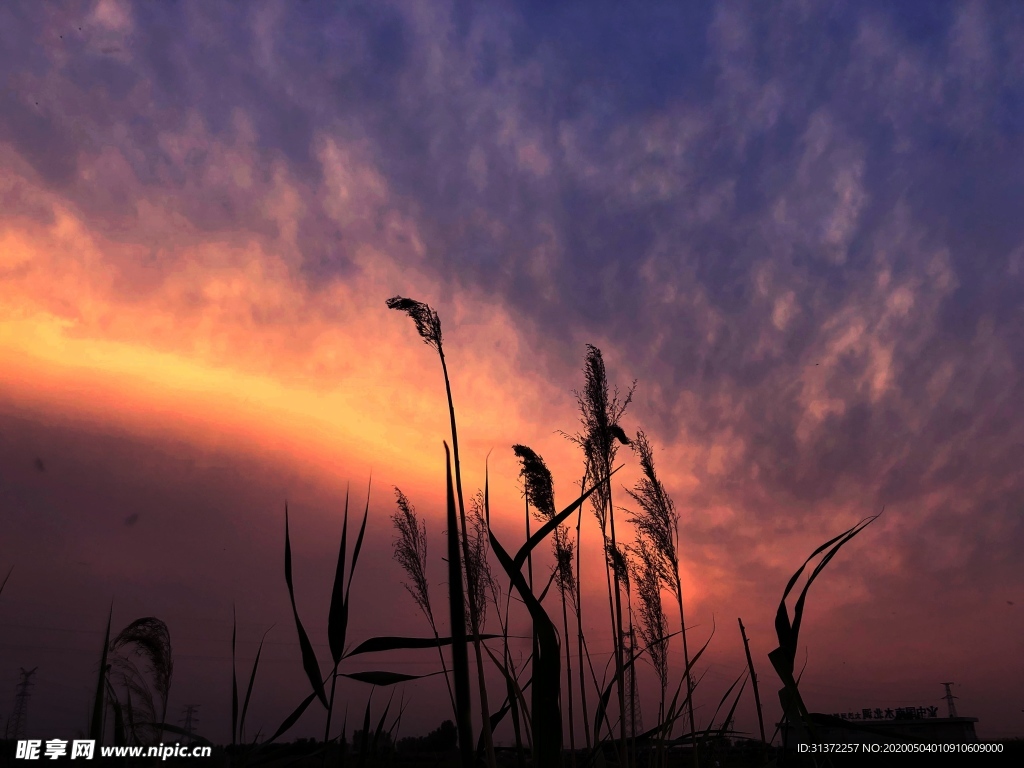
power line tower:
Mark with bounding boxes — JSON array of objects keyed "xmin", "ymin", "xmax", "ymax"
[
  {"xmin": 180, "ymin": 704, "xmax": 200, "ymax": 744},
  {"xmin": 10, "ymin": 667, "xmax": 38, "ymax": 740},
  {"xmin": 941, "ymin": 682, "xmax": 959, "ymax": 718}
]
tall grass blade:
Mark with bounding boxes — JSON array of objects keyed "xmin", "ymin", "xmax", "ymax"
[
  {"xmin": 444, "ymin": 442, "xmax": 475, "ymax": 767},
  {"xmin": 0, "ymin": 566, "xmax": 12, "ymax": 597},
  {"xmin": 345, "ymin": 634, "xmax": 503, "ymax": 657},
  {"xmin": 328, "ymin": 489, "xmax": 351, "ymax": 668},
  {"xmin": 370, "ymin": 690, "xmax": 395, "ymax": 755},
  {"xmin": 231, "ymin": 606, "xmax": 239, "ymax": 745},
  {"xmin": 712, "ymin": 674, "xmax": 747, "ymax": 742},
  {"xmin": 356, "ymin": 690, "xmax": 373, "ymax": 768},
  {"xmin": 240, "ymin": 625, "xmax": 273, "ymax": 744},
  {"xmin": 387, "ymin": 694, "xmax": 408, "ymax": 752},
  {"xmin": 349, "ymin": 482, "xmax": 370, "ymax": 590},
  {"xmin": 697, "ymin": 671, "xmax": 746, "ymax": 746},
  {"xmin": 737, "ymin": 618, "xmax": 766, "ymax": 749},
  {"xmin": 488, "ymin": 524, "xmax": 562, "ymax": 765},
  {"xmin": 267, "ymin": 691, "xmax": 318, "ymax": 744},
  {"xmin": 486, "ymin": 461, "xmax": 528, "ymax": 768},
  {"xmin": 105, "ymin": 678, "xmax": 126, "ymax": 746},
  {"xmin": 89, "ymin": 604, "xmax": 113, "ymax": 742},
  {"xmin": 341, "ymin": 670, "xmax": 445, "ymax": 686},
  {"xmin": 768, "ymin": 513, "xmax": 880, "ymax": 739},
  {"xmin": 481, "ymin": 642, "xmax": 534, "ymax": 749},
  {"xmin": 284, "ymin": 503, "xmax": 328, "ymax": 708}
]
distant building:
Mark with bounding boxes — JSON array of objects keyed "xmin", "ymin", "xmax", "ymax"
[{"xmin": 780, "ymin": 708, "xmax": 979, "ymax": 748}]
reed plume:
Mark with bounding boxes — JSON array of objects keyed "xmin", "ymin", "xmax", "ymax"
[
  {"xmin": 108, "ymin": 617, "xmax": 174, "ymax": 745},
  {"xmin": 563, "ymin": 344, "xmax": 634, "ymax": 764},
  {"xmin": 513, "ymin": 443, "xmax": 579, "ymax": 765},
  {"xmin": 466, "ymin": 490, "xmax": 496, "ymax": 632},
  {"xmin": 625, "ymin": 429, "xmax": 697, "ymax": 746},
  {"xmin": 631, "ymin": 535, "xmax": 669, "ymax": 702},
  {"xmin": 392, "ymin": 488, "xmax": 433, "ymax": 621},
  {"xmin": 390, "ymin": 487, "xmax": 457, "ymax": 720}
]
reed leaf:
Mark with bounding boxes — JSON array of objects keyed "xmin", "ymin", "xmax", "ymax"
[
  {"xmin": 284, "ymin": 503, "xmax": 328, "ymax": 708},
  {"xmin": 357, "ymin": 691, "xmax": 374, "ymax": 768},
  {"xmin": 345, "ymin": 634, "xmax": 503, "ymax": 657},
  {"xmin": 240, "ymin": 625, "xmax": 273, "ymax": 744},
  {"xmin": 768, "ymin": 513, "xmax": 880, "ymax": 739},
  {"xmin": 231, "ymin": 607, "xmax": 238, "ymax": 745},
  {"xmin": 698, "ymin": 671, "xmax": 746, "ymax": 746},
  {"xmin": 712, "ymin": 673, "xmax": 747, "ymax": 743},
  {"xmin": 444, "ymin": 442, "xmax": 475, "ymax": 767},
  {"xmin": 89, "ymin": 604, "xmax": 113, "ymax": 742},
  {"xmin": 341, "ymin": 670, "xmax": 445, "ymax": 686},
  {"xmin": 370, "ymin": 690, "xmax": 395, "ymax": 755},
  {"xmin": 488, "ymin": 523, "xmax": 562, "ymax": 765},
  {"xmin": 328, "ymin": 489, "xmax": 351, "ymax": 667},
  {"xmin": 481, "ymin": 642, "xmax": 534, "ymax": 748},
  {"xmin": 266, "ymin": 691, "xmax": 319, "ymax": 744},
  {"xmin": 350, "ymin": 485, "xmax": 370, "ymax": 588},
  {"xmin": 737, "ymin": 618, "xmax": 766, "ymax": 749}
]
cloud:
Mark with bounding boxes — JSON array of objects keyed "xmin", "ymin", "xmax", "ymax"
[{"xmin": 1, "ymin": 0, "xmax": 1023, "ymax": 741}]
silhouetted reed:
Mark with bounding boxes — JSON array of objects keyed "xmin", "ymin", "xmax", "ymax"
[
  {"xmin": 514, "ymin": 444, "xmax": 579, "ymax": 766},
  {"xmin": 768, "ymin": 513, "xmax": 881, "ymax": 749},
  {"xmin": 631, "ymin": 535, "xmax": 669, "ymax": 768},
  {"xmin": 57, "ymin": 294, "xmax": 892, "ymax": 768},
  {"xmin": 563, "ymin": 345, "xmax": 635, "ymax": 767},
  {"xmin": 108, "ymin": 617, "xmax": 174, "ymax": 745},
  {"xmin": 466, "ymin": 489, "xmax": 498, "ymax": 632},
  {"xmin": 625, "ymin": 429, "xmax": 697, "ymax": 748},
  {"xmin": 388, "ymin": 296, "xmax": 497, "ymax": 768},
  {"xmin": 391, "ymin": 487, "xmax": 456, "ymax": 719}
]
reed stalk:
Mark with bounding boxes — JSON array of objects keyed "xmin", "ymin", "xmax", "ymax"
[
  {"xmin": 572, "ymin": 486, "xmax": 592, "ymax": 752},
  {"xmin": 387, "ymin": 296, "xmax": 497, "ymax": 767},
  {"xmin": 563, "ymin": 344, "xmax": 635, "ymax": 767}
]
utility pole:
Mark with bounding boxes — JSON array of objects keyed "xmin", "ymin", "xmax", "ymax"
[
  {"xmin": 11, "ymin": 667, "xmax": 38, "ymax": 740},
  {"xmin": 181, "ymin": 704, "xmax": 200, "ymax": 744},
  {"xmin": 941, "ymin": 682, "xmax": 958, "ymax": 719}
]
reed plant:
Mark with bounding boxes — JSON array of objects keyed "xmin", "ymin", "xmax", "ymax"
[
  {"xmin": 624, "ymin": 430, "xmax": 697, "ymax": 751},
  {"xmin": 387, "ymin": 296, "xmax": 497, "ymax": 768},
  {"xmin": 390, "ymin": 487, "xmax": 457, "ymax": 720},
  {"xmin": 231, "ymin": 608, "xmax": 273, "ymax": 747},
  {"xmin": 513, "ymin": 444, "xmax": 579, "ymax": 767},
  {"xmin": 563, "ymin": 345, "xmax": 635, "ymax": 767},
  {"xmin": 57, "ymin": 293, "xmax": 891, "ymax": 768},
  {"xmin": 768, "ymin": 513, "xmax": 881, "ymax": 748}
]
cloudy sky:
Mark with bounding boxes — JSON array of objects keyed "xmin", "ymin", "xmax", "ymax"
[{"xmin": 1, "ymin": 0, "xmax": 1022, "ymax": 746}]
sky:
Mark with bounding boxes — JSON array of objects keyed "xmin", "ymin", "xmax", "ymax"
[{"xmin": 1, "ymin": 0, "xmax": 1023, "ymax": 748}]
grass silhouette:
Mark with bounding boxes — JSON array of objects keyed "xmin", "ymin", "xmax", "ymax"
[{"xmin": 6, "ymin": 296, "xmax": 900, "ymax": 768}]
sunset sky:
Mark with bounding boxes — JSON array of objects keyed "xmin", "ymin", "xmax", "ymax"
[{"xmin": 1, "ymin": 0, "xmax": 1023, "ymax": 747}]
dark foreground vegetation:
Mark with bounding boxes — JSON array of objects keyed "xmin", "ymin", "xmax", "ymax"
[{"xmin": 5, "ymin": 296, "xmax": 1011, "ymax": 767}]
